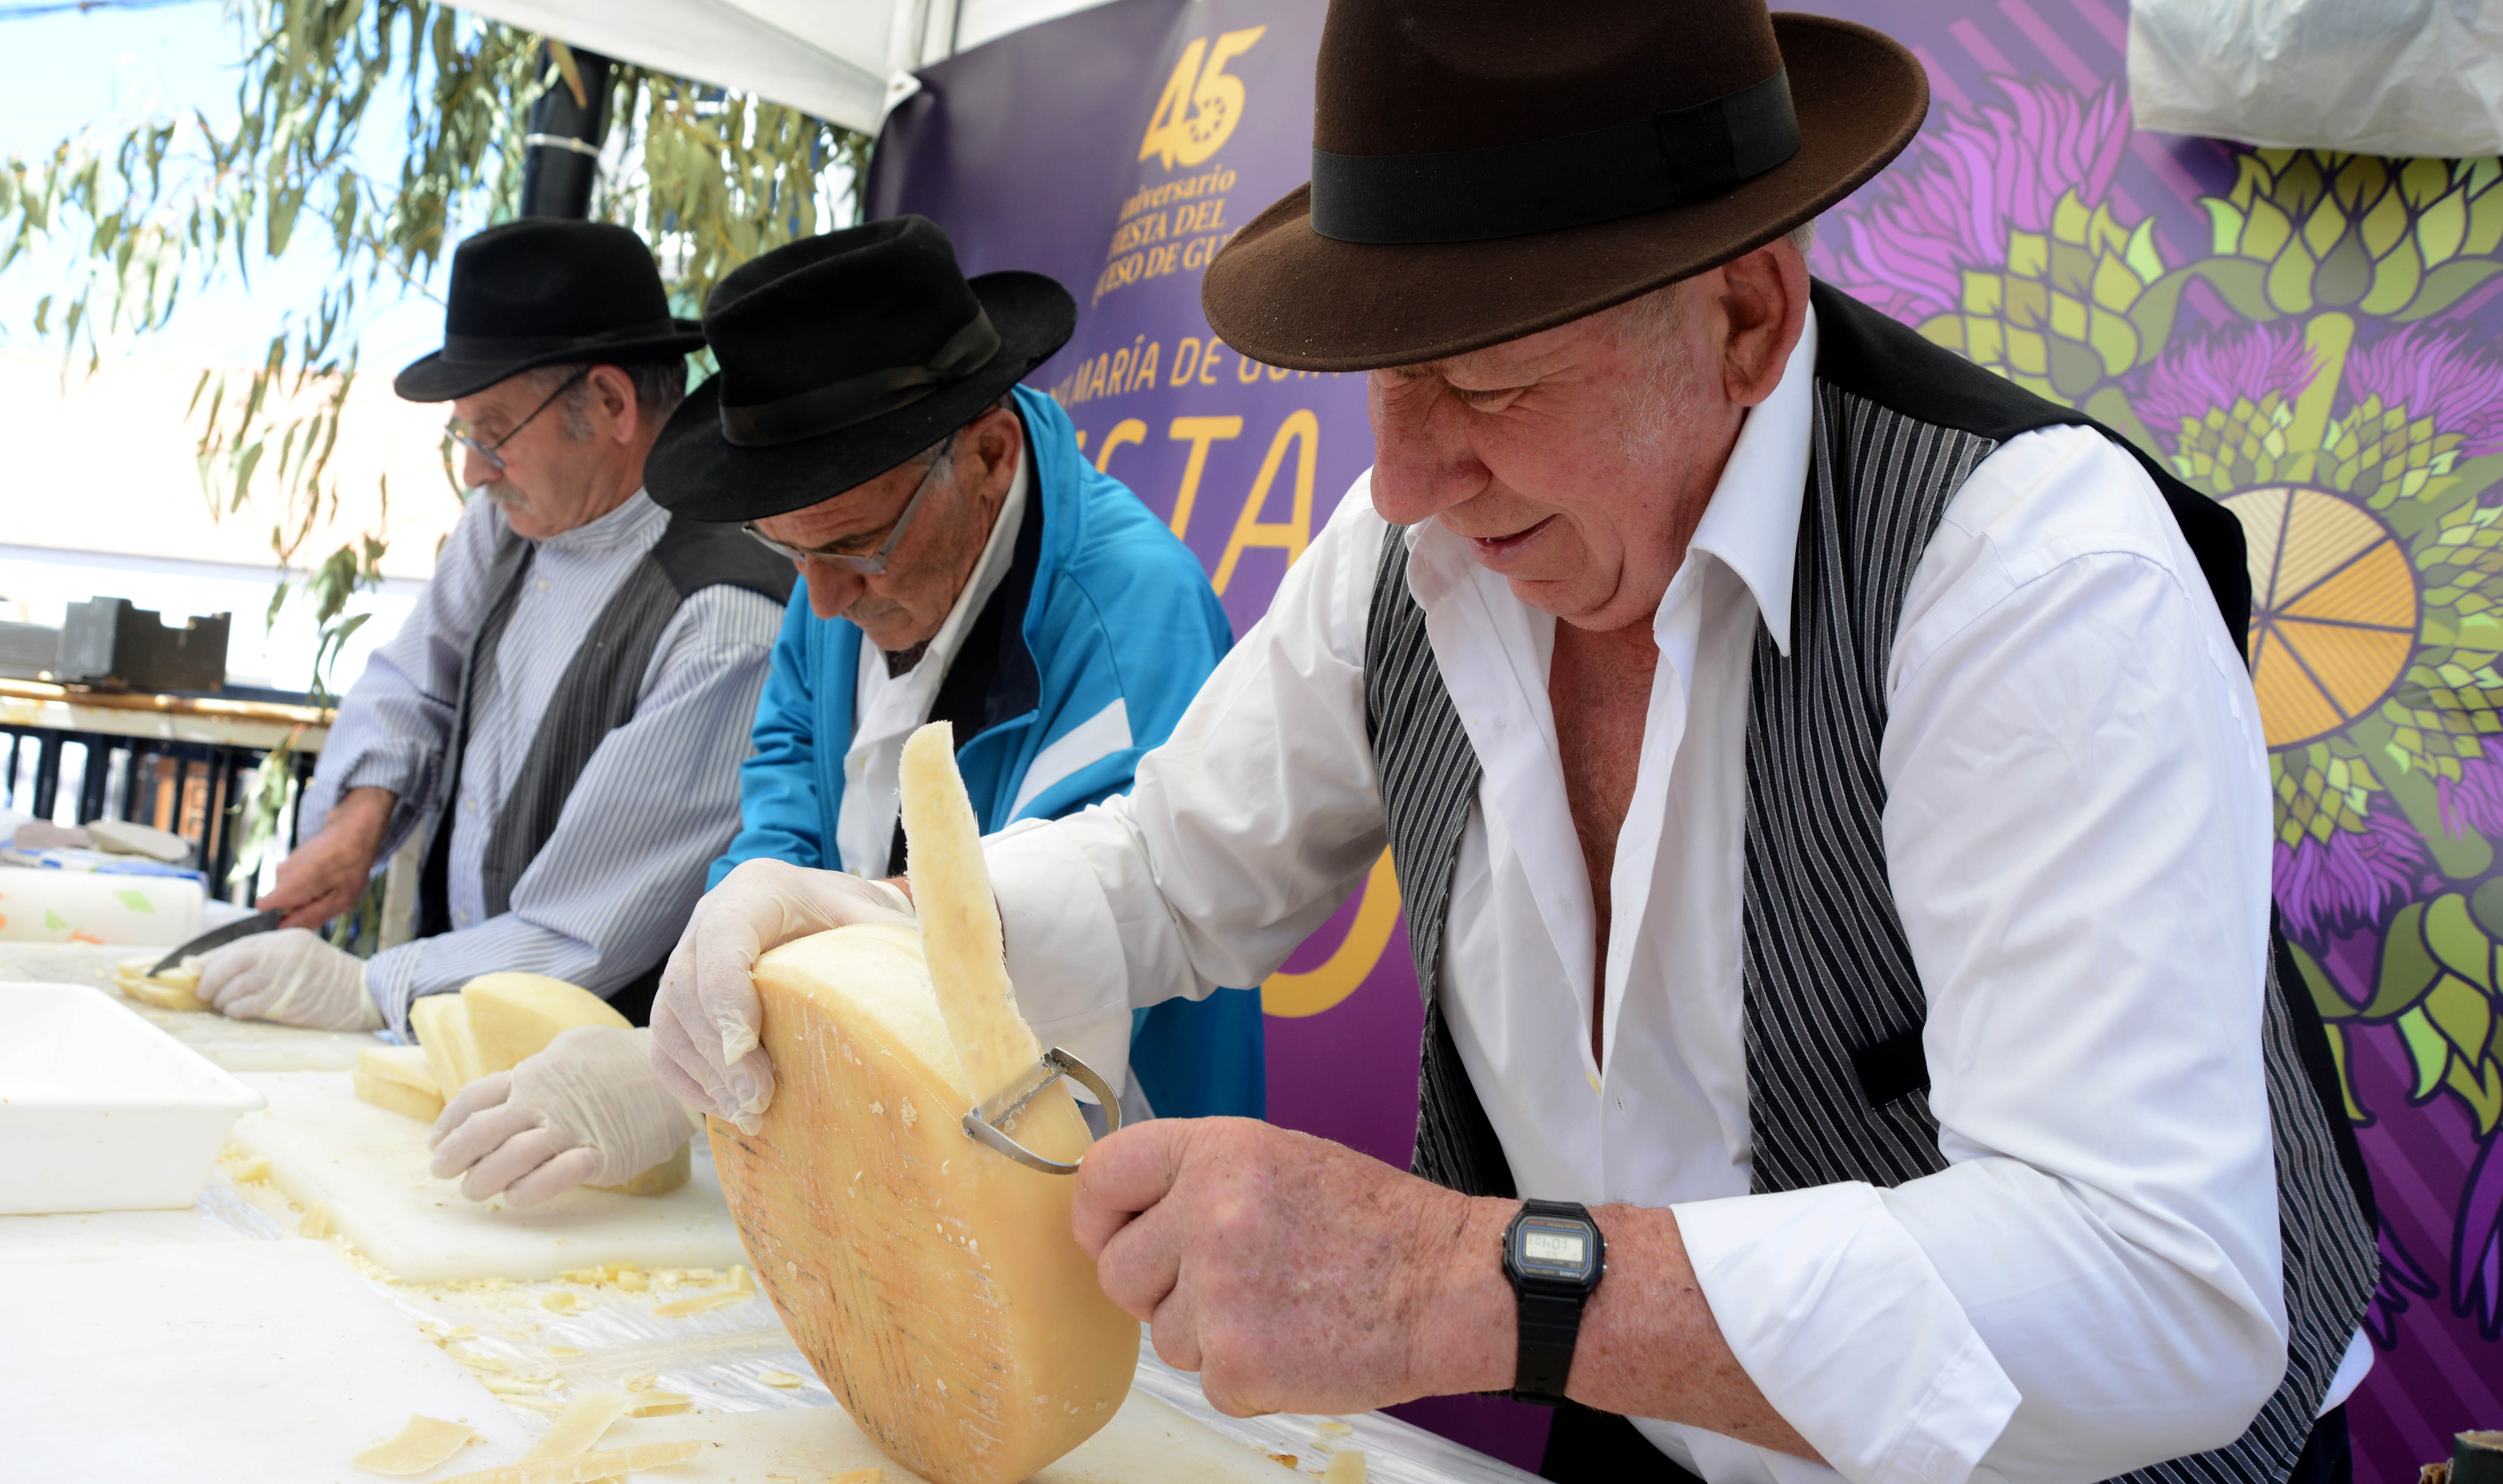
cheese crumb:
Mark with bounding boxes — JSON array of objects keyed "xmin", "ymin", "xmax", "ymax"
[{"xmin": 760, "ymin": 1369, "xmax": 806, "ymax": 1388}]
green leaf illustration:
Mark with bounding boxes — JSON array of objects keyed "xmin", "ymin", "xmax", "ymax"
[
  {"xmin": 2398, "ymin": 1005, "xmax": 2452, "ymax": 1099},
  {"xmin": 2368, "ymin": 901, "xmax": 2444, "ymax": 1016}
]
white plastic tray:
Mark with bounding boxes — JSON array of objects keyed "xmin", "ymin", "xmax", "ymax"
[{"xmin": 0, "ymin": 980, "xmax": 267, "ymax": 1213}]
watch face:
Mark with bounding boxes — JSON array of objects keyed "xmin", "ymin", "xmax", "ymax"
[{"xmin": 1512, "ymin": 1215, "xmax": 1598, "ymax": 1283}]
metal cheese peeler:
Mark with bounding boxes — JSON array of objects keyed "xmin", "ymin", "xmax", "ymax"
[{"xmin": 961, "ymin": 1047, "xmax": 1120, "ymax": 1174}]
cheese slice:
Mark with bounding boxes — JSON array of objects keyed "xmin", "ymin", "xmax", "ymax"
[
  {"xmin": 410, "ymin": 992, "xmax": 486, "ymax": 1096},
  {"xmin": 427, "ymin": 1441, "xmax": 700, "ymax": 1484},
  {"xmin": 114, "ymin": 956, "xmax": 210, "ymax": 1013},
  {"xmin": 351, "ymin": 1414, "xmax": 480, "ymax": 1475},
  {"xmin": 354, "ymin": 1045, "xmax": 446, "ymax": 1123},
  {"xmin": 463, "ymin": 972, "xmax": 630, "ymax": 1073},
  {"xmin": 896, "ymin": 722, "xmax": 1040, "ymax": 1106},
  {"xmin": 520, "ymin": 1390, "xmax": 633, "ymax": 1460},
  {"xmin": 712, "ymin": 925, "xmax": 1135, "ymax": 1484}
]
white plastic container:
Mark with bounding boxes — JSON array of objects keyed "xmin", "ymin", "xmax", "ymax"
[{"xmin": 0, "ymin": 981, "xmax": 267, "ymax": 1214}]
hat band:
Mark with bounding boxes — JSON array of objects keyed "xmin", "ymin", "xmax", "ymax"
[
  {"xmin": 440, "ymin": 318, "xmax": 685, "ymax": 364},
  {"xmin": 717, "ymin": 308, "xmax": 1003, "ymax": 448},
  {"xmin": 1308, "ymin": 68, "xmax": 1800, "ymax": 246}
]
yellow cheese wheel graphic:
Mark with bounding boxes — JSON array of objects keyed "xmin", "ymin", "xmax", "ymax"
[{"xmin": 2225, "ymin": 486, "xmax": 2418, "ymax": 749}]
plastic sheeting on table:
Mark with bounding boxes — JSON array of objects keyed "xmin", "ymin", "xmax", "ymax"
[{"xmin": 182, "ymin": 1152, "xmax": 1540, "ymax": 1483}]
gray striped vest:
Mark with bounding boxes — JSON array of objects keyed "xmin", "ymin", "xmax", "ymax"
[
  {"xmin": 419, "ymin": 513, "xmax": 793, "ymax": 1014},
  {"xmin": 1366, "ymin": 285, "xmax": 2378, "ymax": 1484}
]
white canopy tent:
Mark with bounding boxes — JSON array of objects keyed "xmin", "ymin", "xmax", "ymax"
[{"xmin": 449, "ymin": 0, "xmax": 1113, "ymax": 134}]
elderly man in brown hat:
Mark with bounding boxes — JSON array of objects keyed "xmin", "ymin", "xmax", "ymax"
[{"xmin": 654, "ymin": 5, "xmax": 2378, "ymax": 1483}]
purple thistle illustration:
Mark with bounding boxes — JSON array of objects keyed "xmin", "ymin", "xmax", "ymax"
[
  {"xmin": 2345, "ymin": 323, "xmax": 2503, "ymax": 457},
  {"xmin": 2439, "ymin": 739, "xmax": 2503, "ymax": 839},
  {"xmin": 2369, "ymin": 1218, "xmax": 2440, "ymax": 1349},
  {"xmin": 2459, "ymin": 1135, "xmax": 2503, "ymax": 1339},
  {"xmin": 2273, "ymin": 802, "xmax": 2429, "ymax": 946},
  {"xmin": 2133, "ymin": 321, "xmax": 2319, "ymax": 449},
  {"xmin": 1819, "ymin": 77, "xmax": 2132, "ymax": 325}
]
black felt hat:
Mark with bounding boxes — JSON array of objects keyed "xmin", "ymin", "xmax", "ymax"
[
  {"xmin": 645, "ymin": 216, "xmax": 1076, "ymax": 523},
  {"xmin": 393, "ymin": 220, "xmax": 706, "ymax": 402}
]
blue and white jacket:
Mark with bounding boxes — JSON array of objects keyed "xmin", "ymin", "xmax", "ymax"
[{"xmin": 711, "ymin": 386, "xmax": 1263, "ymax": 1119}]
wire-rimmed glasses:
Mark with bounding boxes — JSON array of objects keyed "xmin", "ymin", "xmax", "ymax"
[
  {"xmin": 741, "ymin": 441, "xmax": 955, "ymax": 577},
  {"xmin": 442, "ymin": 366, "xmax": 591, "ymax": 471}
]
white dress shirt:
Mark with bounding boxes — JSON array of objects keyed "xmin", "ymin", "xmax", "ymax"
[
  {"xmin": 986, "ymin": 308, "xmax": 2367, "ymax": 1484},
  {"xmin": 834, "ymin": 440, "xmax": 1031, "ymax": 877},
  {"xmin": 304, "ymin": 490, "xmax": 783, "ymax": 1027}
]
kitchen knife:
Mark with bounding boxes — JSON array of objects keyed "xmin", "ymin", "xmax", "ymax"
[{"xmin": 150, "ymin": 909, "xmax": 284, "ymax": 976}]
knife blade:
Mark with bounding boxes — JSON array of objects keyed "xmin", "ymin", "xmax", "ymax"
[{"xmin": 150, "ymin": 909, "xmax": 284, "ymax": 976}]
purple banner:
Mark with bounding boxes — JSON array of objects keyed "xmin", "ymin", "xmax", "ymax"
[{"xmin": 870, "ymin": 1, "xmax": 2503, "ymax": 1475}]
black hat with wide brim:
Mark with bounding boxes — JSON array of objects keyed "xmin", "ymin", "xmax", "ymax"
[
  {"xmin": 1202, "ymin": 5, "xmax": 1929, "ymax": 371},
  {"xmin": 646, "ymin": 217, "xmax": 1077, "ymax": 524},
  {"xmin": 394, "ymin": 219, "xmax": 707, "ymax": 402}
]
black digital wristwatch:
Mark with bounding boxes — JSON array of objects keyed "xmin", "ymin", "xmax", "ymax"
[{"xmin": 1501, "ymin": 1198, "xmax": 1605, "ymax": 1404}]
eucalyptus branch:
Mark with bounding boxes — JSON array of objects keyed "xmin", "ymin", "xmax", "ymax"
[{"xmin": 2, "ymin": 0, "xmax": 868, "ymax": 716}]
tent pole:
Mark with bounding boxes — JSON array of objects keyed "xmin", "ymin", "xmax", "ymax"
[{"xmin": 519, "ymin": 43, "xmax": 614, "ymax": 220}]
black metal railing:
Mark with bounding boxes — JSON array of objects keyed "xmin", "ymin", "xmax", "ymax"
[{"xmin": 1, "ymin": 726, "xmax": 318, "ymax": 906}]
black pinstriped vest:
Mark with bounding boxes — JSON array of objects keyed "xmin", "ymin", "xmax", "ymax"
[
  {"xmin": 417, "ymin": 513, "xmax": 793, "ymax": 1017},
  {"xmin": 1368, "ymin": 285, "xmax": 2378, "ymax": 1484}
]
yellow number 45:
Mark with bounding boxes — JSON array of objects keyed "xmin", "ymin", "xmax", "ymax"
[{"xmin": 1139, "ymin": 27, "xmax": 1266, "ymax": 170}]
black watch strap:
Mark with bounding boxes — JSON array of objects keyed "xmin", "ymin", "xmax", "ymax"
[
  {"xmin": 1505, "ymin": 1198, "xmax": 1602, "ymax": 1406},
  {"xmin": 1513, "ymin": 1288, "xmax": 1586, "ymax": 1403}
]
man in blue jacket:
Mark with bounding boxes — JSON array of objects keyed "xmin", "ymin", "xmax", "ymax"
[{"xmin": 641, "ymin": 216, "xmax": 1262, "ymax": 1129}]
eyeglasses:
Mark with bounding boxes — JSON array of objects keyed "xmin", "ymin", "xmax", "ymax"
[
  {"xmin": 443, "ymin": 366, "xmax": 590, "ymax": 471},
  {"xmin": 743, "ymin": 441, "xmax": 955, "ymax": 577}
]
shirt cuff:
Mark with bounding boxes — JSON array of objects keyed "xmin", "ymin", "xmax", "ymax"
[
  {"xmin": 363, "ymin": 942, "xmax": 423, "ymax": 1036},
  {"xmin": 987, "ymin": 818, "xmax": 1137, "ymax": 1093},
  {"xmin": 1674, "ymin": 1183, "xmax": 2021, "ymax": 1484}
]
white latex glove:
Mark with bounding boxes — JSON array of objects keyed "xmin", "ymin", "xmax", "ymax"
[
  {"xmin": 429, "ymin": 1025, "xmax": 694, "ymax": 1207},
  {"xmin": 649, "ymin": 858, "xmax": 914, "ymax": 1133},
  {"xmin": 196, "ymin": 928, "xmax": 384, "ymax": 1031}
]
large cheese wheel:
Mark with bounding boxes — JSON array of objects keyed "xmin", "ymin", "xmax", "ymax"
[{"xmin": 711, "ymin": 924, "xmax": 1137, "ymax": 1484}]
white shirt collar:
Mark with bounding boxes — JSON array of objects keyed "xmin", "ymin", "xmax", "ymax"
[
  {"xmin": 1680, "ymin": 303, "xmax": 1816, "ymax": 657},
  {"xmin": 834, "ymin": 431, "xmax": 1033, "ymax": 876},
  {"xmin": 917, "ymin": 429, "xmax": 1032, "ymax": 680},
  {"xmin": 538, "ymin": 487, "xmax": 666, "ymax": 553}
]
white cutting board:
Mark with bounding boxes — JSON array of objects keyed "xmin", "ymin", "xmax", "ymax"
[
  {"xmin": 577, "ymin": 1390, "xmax": 1308, "ymax": 1483},
  {"xmin": 0, "ymin": 944, "xmax": 371, "ymax": 1070},
  {"xmin": 10, "ymin": 1239, "xmax": 534, "ymax": 1483},
  {"xmin": 232, "ymin": 1070, "xmax": 751, "ymax": 1282}
]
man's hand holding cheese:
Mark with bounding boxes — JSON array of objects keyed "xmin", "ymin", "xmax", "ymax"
[
  {"xmin": 652, "ymin": 3, "xmax": 2377, "ymax": 1483},
  {"xmin": 650, "ymin": 859, "xmax": 912, "ymax": 1132}
]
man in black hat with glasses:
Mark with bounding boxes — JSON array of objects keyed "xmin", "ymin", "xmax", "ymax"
[
  {"xmin": 198, "ymin": 219, "xmax": 796, "ymax": 1208},
  {"xmin": 639, "ymin": 214, "xmax": 1265, "ymax": 1133}
]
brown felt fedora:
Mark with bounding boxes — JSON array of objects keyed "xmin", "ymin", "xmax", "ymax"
[{"xmin": 1201, "ymin": 0, "xmax": 1928, "ymax": 371}]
